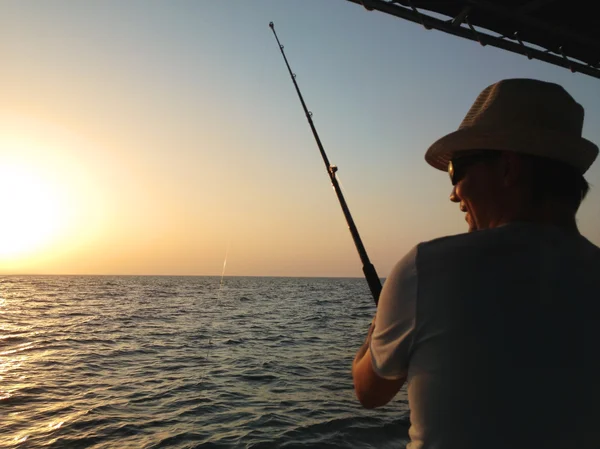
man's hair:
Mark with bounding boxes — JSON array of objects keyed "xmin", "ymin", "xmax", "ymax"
[{"xmin": 519, "ymin": 153, "xmax": 590, "ymax": 212}]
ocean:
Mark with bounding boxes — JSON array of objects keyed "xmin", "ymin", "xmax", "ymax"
[{"xmin": 0, "ymin": 276, "xmax": 410, "ymax": 448}]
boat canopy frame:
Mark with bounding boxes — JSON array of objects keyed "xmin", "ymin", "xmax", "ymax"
[{"xmin": 347, "ymin": 0, "xmax": 600, "ymax": 80}]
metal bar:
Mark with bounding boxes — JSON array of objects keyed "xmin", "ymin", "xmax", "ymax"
[
  {"xmin": 346, "ymin": 0, "xmax": 600, "ymax": 79},
  {"xmin": 452, "ymin": 6, "xmax": 472, "ymax": 27}
]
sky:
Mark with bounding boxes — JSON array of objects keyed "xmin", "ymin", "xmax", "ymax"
[{"xmin": 1, "ymin": 0, "xmax": 599, "ymax": 277}]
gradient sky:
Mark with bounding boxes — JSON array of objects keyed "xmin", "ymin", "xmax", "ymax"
[{"xmin": 1, "ymin": 0, "xmax": 599, "ymax": 277}]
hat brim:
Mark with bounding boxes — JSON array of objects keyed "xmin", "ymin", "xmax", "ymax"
[{"xmin": 425, "ymin": 128, "xmax": 599, "ymax": 174}]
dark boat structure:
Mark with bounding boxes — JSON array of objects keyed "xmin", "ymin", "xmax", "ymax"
[{"xmin": 346, "ymin": 0, "xmax": 600, "ymax": 80}]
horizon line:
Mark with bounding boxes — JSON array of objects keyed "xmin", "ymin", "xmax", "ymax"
[{"xmin": 0, "ymin": 273, "xmax": 382, "ymax": 279}]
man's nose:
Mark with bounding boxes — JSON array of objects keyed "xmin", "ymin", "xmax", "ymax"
[{"xmin": 449, "ymin": 185, "xmax": 460, "ymax": 203}]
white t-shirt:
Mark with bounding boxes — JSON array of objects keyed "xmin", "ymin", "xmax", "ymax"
[{"xmin": 370, "ymin": 222, "xmax": 600, "ymax": 449}]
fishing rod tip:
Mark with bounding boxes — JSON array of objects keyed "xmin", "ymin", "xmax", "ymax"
[{"xmin": 269, "ymin": 21, "xmax": 274, "ymax": 28}]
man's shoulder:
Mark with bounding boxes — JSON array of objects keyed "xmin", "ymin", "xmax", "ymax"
[
  {"xmin": 388, "ymin": 231, "xmax": 486, "ymax": 280},
  {"xmin": 413, "ymin": 223, "xmax": 600, "ymax": 265},
  {"xmin": 414, "ymin": 227, "xmax": 500, "ymax": 256}
]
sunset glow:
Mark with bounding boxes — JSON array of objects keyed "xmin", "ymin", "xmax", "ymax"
[
  {"xmin": 0, "ymin": 126, "xmax": 107, "ymax": 273},
  {"xmin": 1, "ymin": 1, "xmax": 599, "ymax": 276},
  {"xmin": 0, "ymin": 161, "xmax": 66, "ymax": 260}
]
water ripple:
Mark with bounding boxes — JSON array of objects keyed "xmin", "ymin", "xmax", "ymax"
[{"xmin": 0, "ymin": 275, "xmax": 408, "ymax": 448}]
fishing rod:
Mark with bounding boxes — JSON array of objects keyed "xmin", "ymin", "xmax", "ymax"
[{"xmin": 269, "ymin": 22, "xmax": 382, "ymax": 306}]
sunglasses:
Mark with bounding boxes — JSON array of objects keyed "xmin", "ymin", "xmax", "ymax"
[{"xmin": 448, "ymin": 152, "xmax": 501, "ymax": 185}]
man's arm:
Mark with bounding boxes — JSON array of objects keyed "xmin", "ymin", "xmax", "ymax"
[
  {"xmin": 352, "ymin": 321, "xmax": 406, "ymax": 409},
  {"xmin": 352, "ymin": 246, "xmax": 418, "ymax": 409}
]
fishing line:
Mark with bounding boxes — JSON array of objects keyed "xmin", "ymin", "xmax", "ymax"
[
  {"xmin": 219, "ymin": 240, "xmax": 230, "ymax": 292},
  {"xmin": 200, "ymin": 240, "xmax": 230, "ymax": 383}
]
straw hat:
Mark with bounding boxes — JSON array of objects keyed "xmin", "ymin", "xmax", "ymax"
[{"xmin": 425, "ymin": 78, "xmax": 599, "ymax": 174}]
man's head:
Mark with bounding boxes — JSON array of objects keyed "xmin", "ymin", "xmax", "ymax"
[{"xmin": 425, "ymin": 78, "xmax": 598, "ymax": 232}]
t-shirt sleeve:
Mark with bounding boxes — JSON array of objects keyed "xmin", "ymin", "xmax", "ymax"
[{"xmin": 369, "ymin": 244, "xmax": 418, "ymax": 380}]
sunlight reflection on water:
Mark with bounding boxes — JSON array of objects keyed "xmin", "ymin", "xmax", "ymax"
[{"xmin": 0, "ymin": 276, "xmax": 409, "ymax": 448}]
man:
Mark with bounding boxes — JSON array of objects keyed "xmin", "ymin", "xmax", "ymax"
[{"xmin": 352, "ymin": 78, "xmax": 600, "ymax": 449}]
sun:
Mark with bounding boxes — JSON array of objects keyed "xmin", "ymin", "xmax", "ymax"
[{"xmin": 0, "ymin": 162, "xmax": 66, "ymax": 260}]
